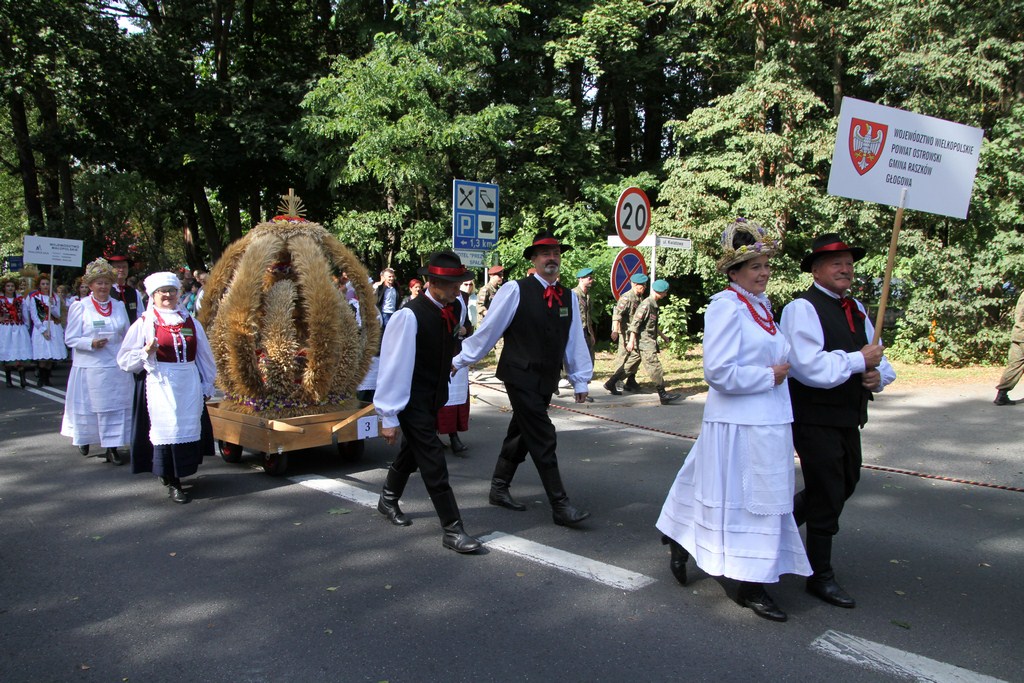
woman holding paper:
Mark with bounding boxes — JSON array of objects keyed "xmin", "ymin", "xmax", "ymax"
[
  {"xmin": 655, "ymin": 218, "xmax": 810, "ymax": 622},
  {"xmin": 61, "ymin": 258, "xmax": 133, "ymax": 463},
  {"xmin": 117, "ymin": 272, "xmax": 216, "ymax": 504}
]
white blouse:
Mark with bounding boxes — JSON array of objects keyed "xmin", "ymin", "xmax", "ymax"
[{"xmin": 701, "ymin": 287, "xmax": 793, "ymax": 426}]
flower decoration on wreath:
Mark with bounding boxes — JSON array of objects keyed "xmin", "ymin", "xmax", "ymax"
[{"xmin": 716, "ymin": 217, "xmax": 782, "ymax": 274}]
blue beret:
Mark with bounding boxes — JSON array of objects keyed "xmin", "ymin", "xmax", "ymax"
[
  {"xmin": 653, "ymin": 279, "xmax": 669, "ymax": 293},
  {"xmin": 630, "ymin": 273, "xmax": 649, "ymax": 284},
  {"xmin": 576, "ymin": 267, "xmax": 594, "ymax": 278}
]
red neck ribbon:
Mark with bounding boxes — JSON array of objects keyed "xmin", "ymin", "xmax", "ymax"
[
  {"xmin": 440, "ymin": 305, "xmax": 458, "ymax": 334},
  {"xmin": 839, "ymin": 297, "xmax": 865, "ymax": 332},
  {"xmin": 543, "ymin": 284, "xmax": 563, "ymax": 309}
]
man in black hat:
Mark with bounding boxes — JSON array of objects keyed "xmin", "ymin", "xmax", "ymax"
[
  {"xmin": 780, "ymin": 233, "xmax": 896, "ymax": 608},
  {"xmin": 452, "ymin": 232, "xmax": 593, "ymax": 527},
  {"xmin": 107, "ymin": 255, "xmax": 145, "ymax": 325},
  {"xmin": 373, "ymin": 251, "xmax": 482, "ymax": 553}
]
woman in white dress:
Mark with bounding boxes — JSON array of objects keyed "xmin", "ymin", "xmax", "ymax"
[
  {"xmin": 61, "ymin": 258, "xmax": 134, "ymax": 463},
  {"xmin": 656, "ymin": 218, "xmax": 810, "ymax": 622},
  {"xmin": 117, "ymin": 272, "xmax": 216, "ymax": 504},
  {"xmin": 1, "ymin": 272, "xmax": 33, "ymax": 388},
  {"xmin": 23, "ymin": 271, "xmax": 66, "ymax": 387}
]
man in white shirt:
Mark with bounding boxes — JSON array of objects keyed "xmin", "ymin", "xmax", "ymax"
[
  {"xmin": 780, "ymin": 233, "xmax": 896, "ymax": 609},
  {"xmin": 453, "ymin": 231, "xmax": 593, "ymax": 527},
  {"xmin": 373, "ymin": 252, "xmax": 481, "ymax": 553}
]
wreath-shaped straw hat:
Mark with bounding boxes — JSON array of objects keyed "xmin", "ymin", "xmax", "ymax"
[
  {"xmin": 0, "ymin": 271, "xmax": 21, "ymax": 289},
  {"xmin": 716, "ymin": 218, "xmax": 782, "ymax": 274},
  {"xmin": 82, "ymin": 258, "xmax": 117, "ymax": 284}
]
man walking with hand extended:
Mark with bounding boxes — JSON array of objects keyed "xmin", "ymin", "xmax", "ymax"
[{"xmin": 453, "ymin": 231, "xmax": 593, "ymax": 527}]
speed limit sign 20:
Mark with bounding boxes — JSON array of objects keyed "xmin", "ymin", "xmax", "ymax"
[{"xmin": 614, "ymin": 187, "xmax": 651, "ymax": 247}]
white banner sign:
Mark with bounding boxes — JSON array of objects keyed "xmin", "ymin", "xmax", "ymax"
[
  {"xmin": 827, "ymin": 97, "xmax": 983, "ymax": 219},
  {"xmin": 23, "ymin": 235, "xmax": 84, "ymax": 267}
]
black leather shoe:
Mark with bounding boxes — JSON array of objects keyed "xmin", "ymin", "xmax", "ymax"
[
  {"xmin": 661, "ymin": 535, "xmax": 688, "ymax": 586},
  {"xmin": 552, "ymin": 500, "xmax": 590, "ymax": 526},
  {"xmin": 739, "ymin": 583, "xmax": 788, "ymax": 622},
  {"xmin": 603, "ymin": 378, "xmax": 622, "ymax": 396},
  {"xmin": 105, "ymin": 448, "xmax": 124, "ymax": 466},
  {"xmin": 489, "ymin": 486, "xmax": 526, "ymax": 511},
  {"xmin": 442, "ymin": 521, "xmax": 482, "ymax": 553},
  {"xmin": 377, "ymin": 495, "xmax": 412, "ymax": 526},
  {"xmin": 168, "ymin": 486, "xmax": 191, "ymax": 504},
  {"xmin": 78, "ymin": 445, "xmax": 90, "ymax": 456},
  {"xmin": 807, "ymin": 575, "xmax": 856, "ymax": 608},
  {"xmin": 623, "ymin": 378, "xmax": 641, "ymax": 392},
  {"xmin": 449, "ymin": 433, "xmax": 468, "ymax": 454}
]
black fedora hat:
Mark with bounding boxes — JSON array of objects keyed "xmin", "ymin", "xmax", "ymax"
[
  {"xmin": 800, "ymin": 233, "xmax": 866, "ymax": 273},
  {"xmin": 418, "ymin": 250, "xmax": 474, "ymax": 282},
  {"xmin": 523, "ymin": 231, "xmax": 573, "ymax": 260}
]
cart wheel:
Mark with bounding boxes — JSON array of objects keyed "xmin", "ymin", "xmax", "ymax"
[
  {"xmin": 261, "ymin": 451, "xmax": 288, "ymax": 476},
  {"xmin": 338, "ymin": 439, "xmax": 365, "ymax": 462},
  {"xmin": 218, "ymin": 440, "xmax": 243, "ymax": 463}
]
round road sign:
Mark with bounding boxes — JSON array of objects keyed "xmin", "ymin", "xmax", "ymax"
[
  {"xmin": 610, "ymin": 247, "xmax": 648, "ymax": 301},
  {"xmin": 615, "ymin": 187, "xmax": 651, "ymax": 247}
]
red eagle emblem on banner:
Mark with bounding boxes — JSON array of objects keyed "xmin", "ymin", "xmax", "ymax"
[{"xmin": 848, "ymin": 118, "xmax": 887, "ymax": 176}]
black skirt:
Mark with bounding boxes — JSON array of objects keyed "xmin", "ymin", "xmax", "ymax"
[{"xmin": 129, "ymin": 371, "xmax": 214, "ymax": 478}]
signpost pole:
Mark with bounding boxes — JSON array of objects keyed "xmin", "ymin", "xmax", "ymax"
[{"xmin": 872, "ymin": 188, "xmax": 907, "ymax": 345}]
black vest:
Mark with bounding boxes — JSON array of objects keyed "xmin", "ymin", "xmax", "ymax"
[
  {"xmin": 405, "ymin": 294, "xmax": 458, "ymax": 413},
  {"xmin": 112, "ymin": 285, "xmax": 141, "ymax": 324},
  {"xmin": 787, "ymin": 286, "xmax": 871, "ymax": 427},
  {"xmin": 497, "ymin": 277, "xmax": 572, "ymax": 395}
]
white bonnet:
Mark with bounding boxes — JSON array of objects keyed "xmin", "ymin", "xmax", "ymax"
[{"xmin": 144, "ymin": 272, "xmax": 181, "ymax": 297}]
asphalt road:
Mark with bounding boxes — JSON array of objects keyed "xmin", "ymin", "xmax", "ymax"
[{"xmin": 1, "ymin": 366, "xmax": 1021, "ymax": 682}]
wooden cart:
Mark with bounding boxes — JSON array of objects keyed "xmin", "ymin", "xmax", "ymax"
[{"xmin": 207, "ymin": 400, "xmax": 379, "ymax": 475}]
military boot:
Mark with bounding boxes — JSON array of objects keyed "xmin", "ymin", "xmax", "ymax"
[{"xmin": 658, "ymin": 386, "xmax": 681, "ymax": 404}]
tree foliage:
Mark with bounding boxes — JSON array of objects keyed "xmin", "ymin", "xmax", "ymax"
[{"xmin": 1, "ymin": 0, "xmax": 1022, "ymax": 364}]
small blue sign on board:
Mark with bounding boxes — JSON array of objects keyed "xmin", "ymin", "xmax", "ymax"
[
  {"xmin": 453, "ymin": 180, "xmax": 499, "ymax": 251},
  {"xmin": 4, "ymin": 255, "xmax": 24, "ymax": 272}
]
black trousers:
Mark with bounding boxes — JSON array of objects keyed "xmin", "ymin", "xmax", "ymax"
[
  {"xmin": 792, "ymin": 422, "xmax": 862, "ymax": 537},
  {"xmin": 497, "ymin": 382, "xmax": 559, "ymax": 472},
  {"xmin": 392, "ymin": 404, "xmax": 451, "ymax": 496}
]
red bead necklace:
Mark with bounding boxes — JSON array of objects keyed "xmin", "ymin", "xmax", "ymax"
[
  {"xmin": 91, "ymin": 295, "xmax": 112, "ymax": 317},
  {"xmin": 728, "ymin": 286, "xmax": 776, "ymax": 335}
]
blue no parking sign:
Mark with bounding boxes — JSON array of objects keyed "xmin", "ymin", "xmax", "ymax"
[{"xmin": 610, "ymin": 247, "xmax": 647, "ymax": 301}]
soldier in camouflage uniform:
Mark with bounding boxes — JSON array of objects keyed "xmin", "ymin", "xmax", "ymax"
[
  {"xmin": 623, "ymin": 279, "xmax": 680, "ymax": 404},
  {"xmin": 603, "ymin": 273, "xmax": 647, "ymax": 395},
  {"xmin": 476, "ymin": 265, "xmax": 504, "ymax": 320},
  {"xmin": 476, "ymin": 265, "xmax": 504, "ymax": 363},
  {"xmin": 573, "ymin": 267, "xmax": 596, "ymax": 365}
]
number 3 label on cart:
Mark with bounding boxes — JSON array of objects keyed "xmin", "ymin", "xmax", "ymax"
[{"xmin": 357, "ymin": 416, "xmax": 379, "ymax": 439}]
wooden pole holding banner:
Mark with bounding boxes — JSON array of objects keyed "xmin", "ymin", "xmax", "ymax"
[{"xmin": 872, "ymin": 188, "xmax": 907, "ymax": 345}]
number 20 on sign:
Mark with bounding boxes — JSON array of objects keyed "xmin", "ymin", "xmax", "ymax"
[{"xmin": 615, "ymin": 187, "xmax": 651, "ymax": 247}]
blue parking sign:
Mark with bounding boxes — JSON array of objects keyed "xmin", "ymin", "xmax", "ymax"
[{"xmin": 453, "ymin": 180, "xmax": 499, "ymax": 250}]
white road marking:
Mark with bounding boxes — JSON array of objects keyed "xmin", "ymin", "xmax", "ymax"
[
  {"xmin": 288, "ymin": 473, "xmax": 657, "ymax": 592},
  {"xmin": 811, "ymin": 630, "xmax": 1007, "ymax": 682},
  {"xmin": 27, "ymin": 387, "xmax": 65, "ymax": 403},
  {"xmin": 288, "ymin": 473, "xmax": 380, "ymax": 507},
  {"xmin": 479, "ymin": 531, "xmax": 656, "ymax": 592}
]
